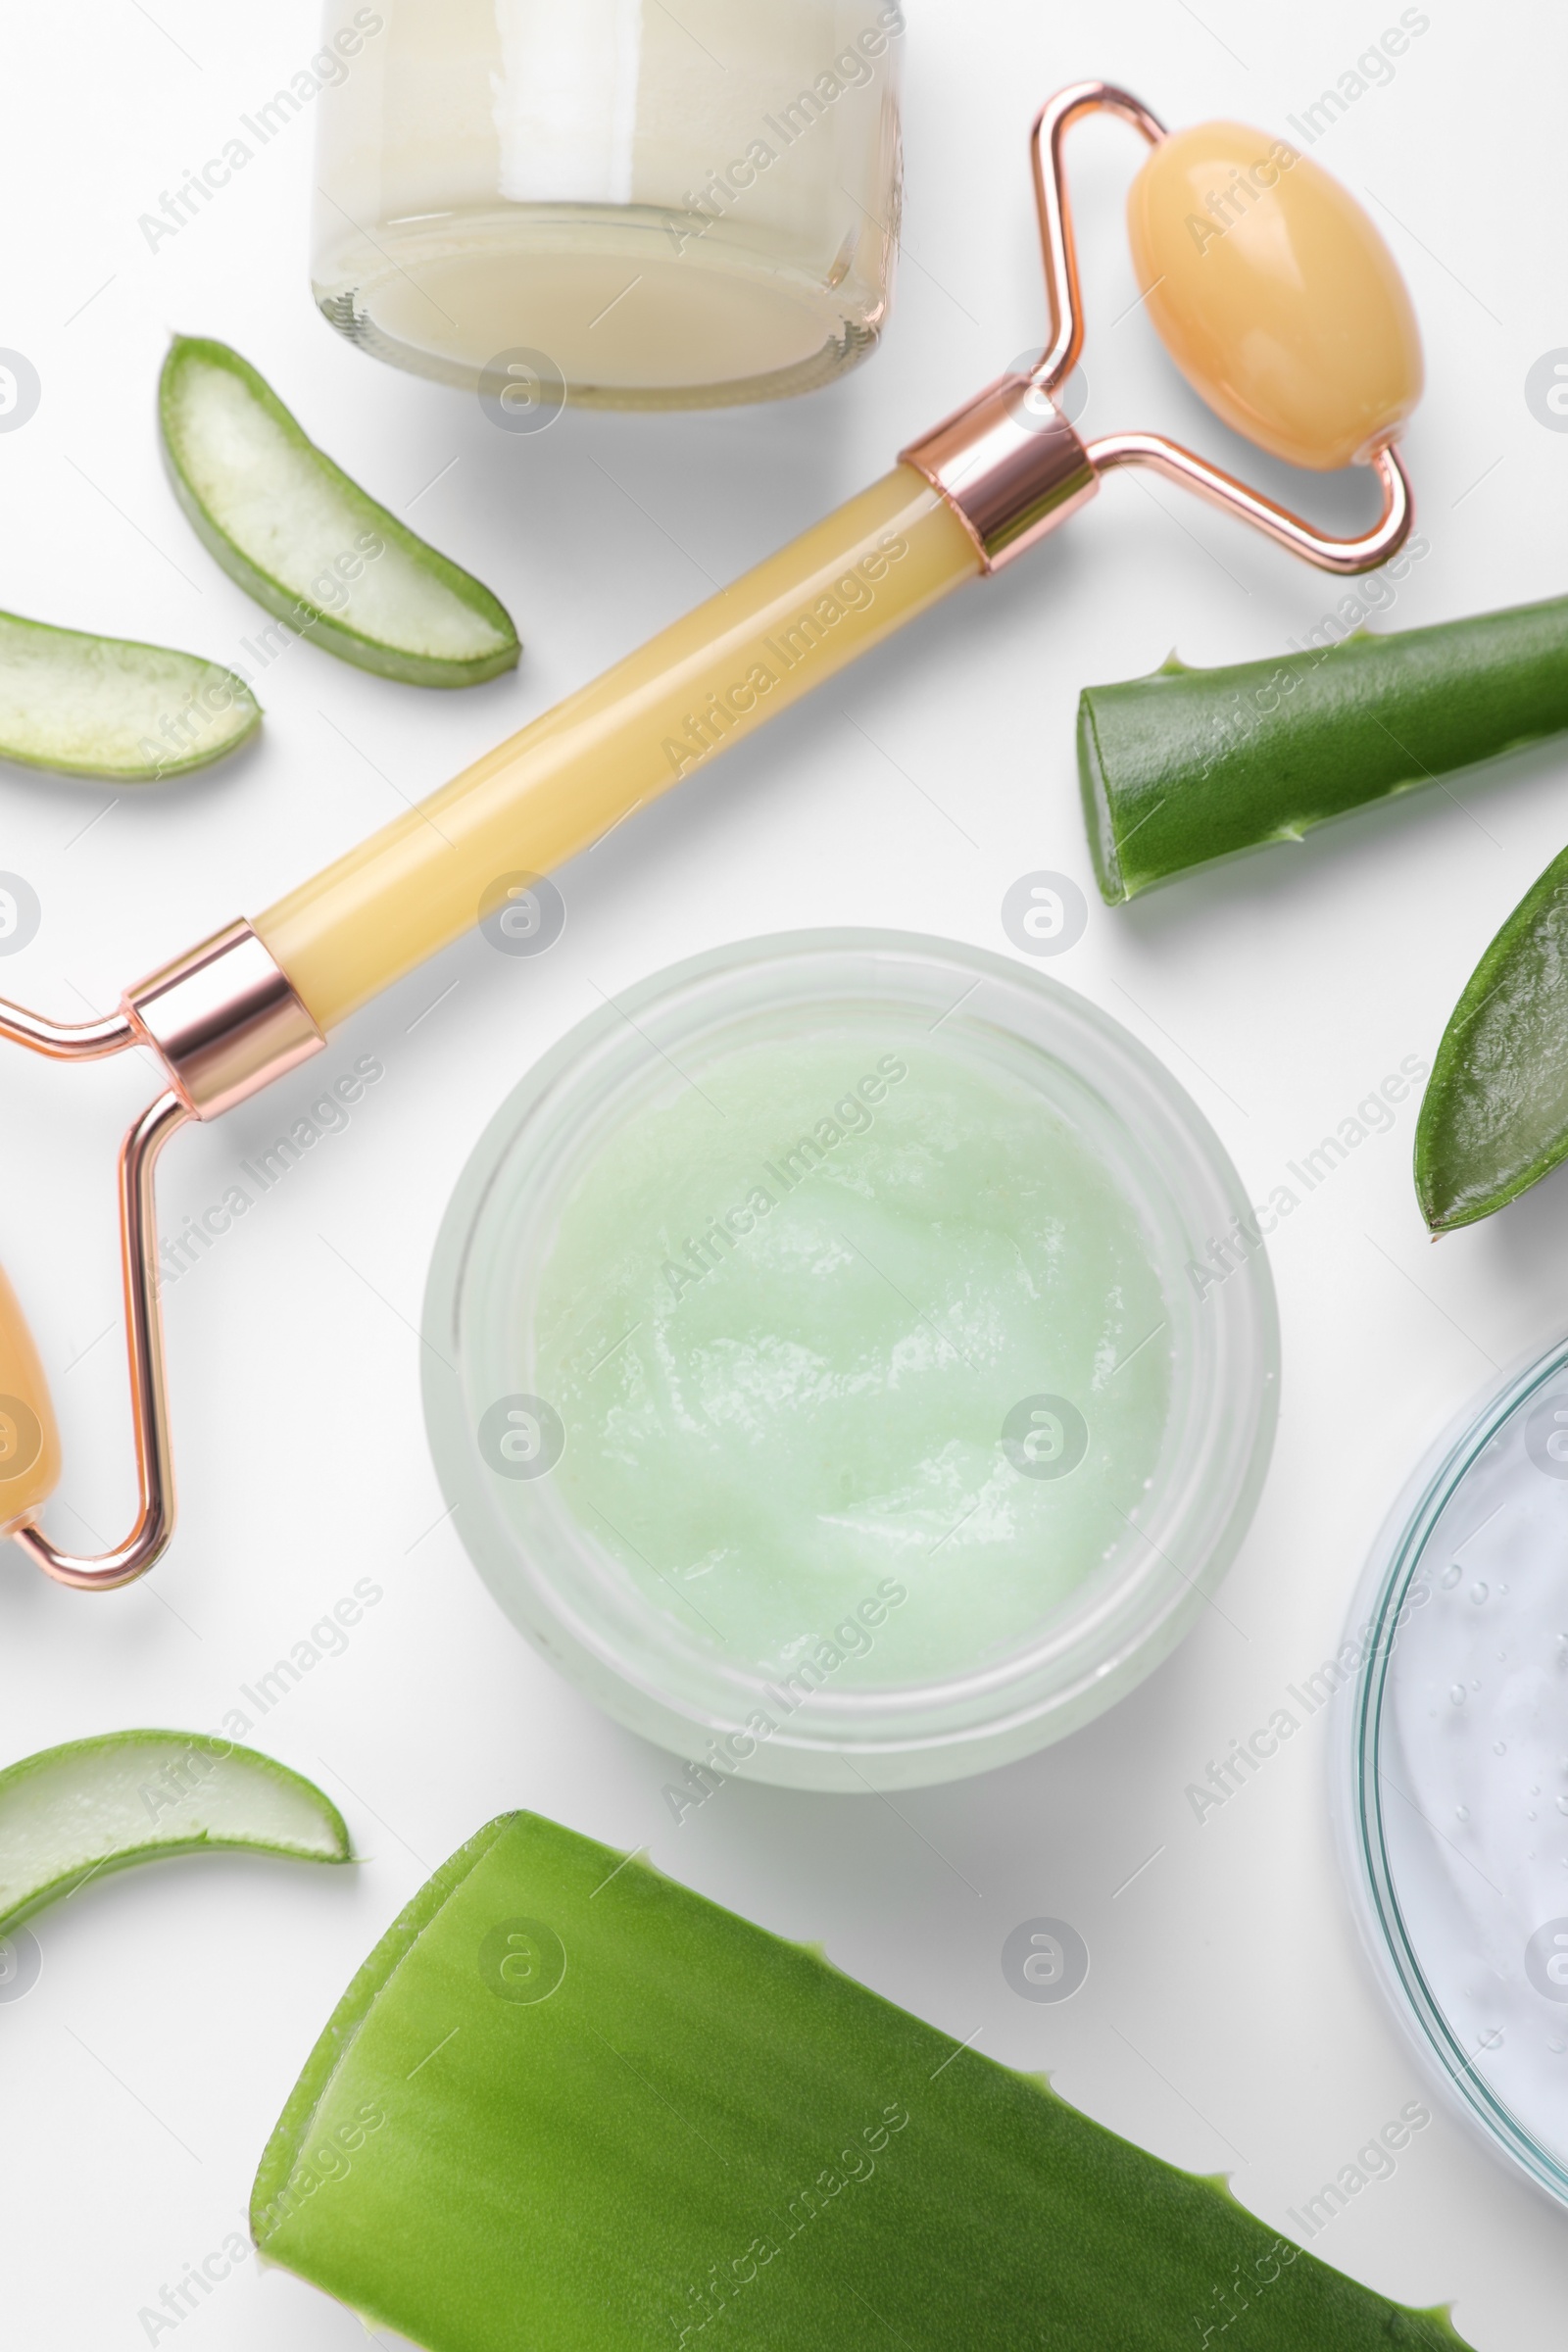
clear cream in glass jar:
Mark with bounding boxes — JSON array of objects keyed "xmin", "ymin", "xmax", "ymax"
[{"xmin": 312, "ymin": 1, "xmax": 906, "ymax": 409}]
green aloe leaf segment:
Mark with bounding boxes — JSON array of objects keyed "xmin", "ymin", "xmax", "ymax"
[
  {"xmin": 0, "ymin": 1731, "xmax": 350, "ymax": 1936},
  {"xmin": 159, "ymin": 337, "xmax": 519, "ymax": 689},
  {"xmin": 1415, "ymin": 843, "xmax": 1568, "ymax": 1233},
  {"xmin": 253, "ymin": 1812, "xmax": 1465, "ymax": 2351},
  {"xmin": 1078, "ymin": 592, "xmax": 1568, "ymax": 904},
  {"xmin": 0, "ymin": 609, "xmax": 259, "ymax": 779}
]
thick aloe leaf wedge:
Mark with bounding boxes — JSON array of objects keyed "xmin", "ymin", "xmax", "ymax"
[
  {"xmin": 253, "ymin": 1813, "xmax": 1465, "ymax": 2351},
  {"xmin": 1078, "ymin": 587, "xmax": 1568, "ymax": 904},
  {"xmin": 159, "ymin": 337, "xmax": 518, "ymax": 689},
  {"xmin": 0, "ymin": 609, "xmax": 258, "ymax": 779},
  {"xmin": 1416, "ymin": 844, "xmax": 1568, "ymax": 1233},
  {"xmin": 0, "ymin": 1732, "xmax": 350, "ymax": 1935}
]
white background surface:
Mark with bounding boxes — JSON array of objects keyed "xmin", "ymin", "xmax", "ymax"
[{"xmin": 0, "ymin": 1, "xmax": 1564, "ymax": 2344}]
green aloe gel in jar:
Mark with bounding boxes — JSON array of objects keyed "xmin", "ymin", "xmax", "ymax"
[
  {"xmin": 422, "ymin": 935, "xmax": 1278, "ymax": 1788},
  {"xmin": 535, "ymin": 1030, "xmax": 1171, "ymax": 1682}
]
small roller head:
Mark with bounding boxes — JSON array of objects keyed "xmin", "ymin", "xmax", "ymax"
[
  {"xmin": 1127, "ymin": 121, "xmax": 1423, "ymax": 470},
  {"xmin": 0, "ymin": 1262, "xmax": 61, "ymax": 1535}
]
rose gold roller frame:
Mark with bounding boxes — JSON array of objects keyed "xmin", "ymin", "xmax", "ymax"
[
  {"xmin": 0, "ymin": 81, "xmax": 1414, "ymax": 1592},
  {"xmin": 898, "ymin": 81, "xmax": 1413, "ymax": 574},
  {"xmin": 0, "ymin": 926, "xmax": 322, "ymax": 1590}
]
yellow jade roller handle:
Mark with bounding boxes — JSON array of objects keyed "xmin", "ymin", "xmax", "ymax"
[{"xmin": 256, "ymin": 471, "xmax": 981, "ymax": 1033}]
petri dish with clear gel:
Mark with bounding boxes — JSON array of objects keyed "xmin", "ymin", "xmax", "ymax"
[
  {"xmin": 422, "ymin": 932, "xmax": 1278, "ymax": 1790},
  {"xmin": 1337, "ymin": 1336, "xmax": 1568, "ymax": 2209}
]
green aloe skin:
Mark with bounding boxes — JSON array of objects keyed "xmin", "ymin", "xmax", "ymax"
[
  {"xmin": 159, "ymin": 337, "xmax": 519, "ymax": 689},
  {"xmin": 1415, "ymin": 844, "xmax": 1568, "ymax": 1233},
  {"xmin": 1078, "ymin": 592, "xmax": 1568, "ymax": 904},
  {"xmin": 253, "ymin": 1813, "xmax": 1465, "ymax": 2351}
]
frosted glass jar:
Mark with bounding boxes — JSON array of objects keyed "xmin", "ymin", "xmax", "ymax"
[
  {"xmin": 421, "ymin": 933, "xmax": 1280, "ymax": 1790},
  {"xmin": 312, "ymin": 0, "xmax": 906, "ymax": 409}
]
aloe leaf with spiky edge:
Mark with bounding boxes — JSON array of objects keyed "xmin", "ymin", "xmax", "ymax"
[
  {"xmin": 1078, "ymin": 592, "xmax": 1568, "ymax": 905},
  {"xmin": 252, "ymin": 1812, "xmax": 1466, "ymax": 2351},
  {"xmin": 0, "ymin": 1732, "xmax": 350, "ymax": 1936},
  {"xmin": 1416, "ymin": 843, "xmax": 1568, "ymax": 1233}
]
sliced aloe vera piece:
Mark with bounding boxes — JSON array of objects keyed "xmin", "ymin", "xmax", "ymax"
[
  {"xmin": 0, "ymin": 1732, "xmax": 350, "ymax": 1935},
  {"xmin": 1416, "ymin": 845, "xmax": 1568, "ymax": 1233},
  {"xmin": 254, "ymin": 1813, "xmax": 1465, "ymax": 2351},
  {"xmin": 159, "ymin": 337, "xmax": 519, "ymax": 689},
  {"xmin": 0, "ymin": 609, "xmax": 259, "ymax": 779}
]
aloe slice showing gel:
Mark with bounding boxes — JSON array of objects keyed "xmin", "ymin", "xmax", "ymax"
[
  {"xmin": 253, "ymin": 1813, "xmax": 1465, "ymax": 2351},
  {"xmin": 159, "ymin": 337, "xmax": 519, "ymax": 689},
  {"xmin": 0, "ymin": 609, "xmax": 259, "ymax": 779},
  {"xmin": 1416, "ymin": 844, "xmax": 1568, "ymax": 1233},
  {"xmin": 0, "ymin": 1732, "xmax": 350, "ymax": 1936}
]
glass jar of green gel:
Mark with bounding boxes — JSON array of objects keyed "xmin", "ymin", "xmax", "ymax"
[
  {"xmin": 423, "ymin": 934, "xmax": 1278, "ymax": 1789},
  {"xmin": 312, "ymin": 0, "xmax": 906, "ymax": 408}
]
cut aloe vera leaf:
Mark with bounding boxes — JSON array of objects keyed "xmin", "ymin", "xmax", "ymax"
[
  {"xmin": 253, "ymin": 1813, "xmax": 1466, "ymax": 2352},
  {"xmin": 0, "ymin": 608, "xmax": 259, "ymax": 779},
  {"xmin": 1415, "ymin": 844, "xmax": 1568, "ymax": 1234},
  {"xmin": 159, "ymin": 337, "xmax": 519, "ymax": 689},
  {"xmin": 0, "ymin": 1732, "xmax": 350, "ymax": 1936},
  {"xmin": 1078, "ymin": 590, "xmax": 1568, "ymax": 904}
]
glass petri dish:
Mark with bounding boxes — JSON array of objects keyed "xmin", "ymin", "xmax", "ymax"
[
  {"xmin": 1337, "ymin": 1335, "xmax": 1568, "ymax": 2208},
  {"xmin": 422, "ymin": 931, "xmax": 1278, "ymax": 1788}
]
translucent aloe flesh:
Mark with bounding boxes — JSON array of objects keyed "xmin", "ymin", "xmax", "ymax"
[
  {"xmin": 253, "ymin": 1813, "xmax": 1465, "ymax": 2351},
  {"xmin": 0, "ymin": 1732, "xmax": 350, "ymax": 1934},
  {"xmin": 1078, "ymin": 594, "xmax": 1568, "ymax": 903},
  {"xmin": 0, "ymin": 609, "xmax": 259, "ymax": 779},
  {"xmin": 1416, "ymin": 844, "xmax": 1568, "ymax": 1233},
  {"xmin": 159, "ymin": 337, "xmax": 519, "ymax": 688}
]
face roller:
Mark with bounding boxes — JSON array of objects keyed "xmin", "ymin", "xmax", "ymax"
[{"xmin": 0, "ymin": 83, "xmax": 1422, "ymax": 1589}]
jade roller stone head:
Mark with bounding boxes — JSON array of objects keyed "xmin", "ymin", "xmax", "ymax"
[
  {"xmin": 0, "ymin": 1265, "xmax": 60, "ymax": 1534},
  {"xmin": 1128, "ymin": 121, "xmax": 1424, "ymax": 468}
]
